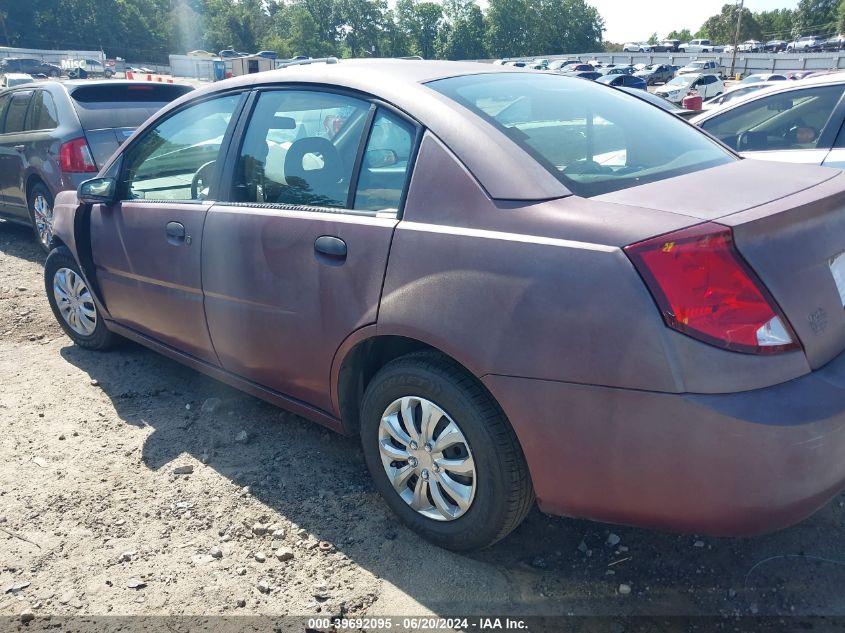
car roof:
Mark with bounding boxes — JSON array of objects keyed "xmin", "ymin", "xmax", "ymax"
[{"xmin": 147, "ymin": 59, "xmax": 575, "ymax": 200}]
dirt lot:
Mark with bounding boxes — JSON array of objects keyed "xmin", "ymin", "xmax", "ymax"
[{"xmin": 2, "ymin": 220, "xmax": 845, "ymax": 627}]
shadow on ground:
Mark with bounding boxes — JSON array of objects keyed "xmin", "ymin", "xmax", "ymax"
[{"xmin": 58, "ymin": 341, "xmax": 845, "ymax": 619}]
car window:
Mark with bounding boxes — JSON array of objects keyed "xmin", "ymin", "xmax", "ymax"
[
  {"xmin": 5, "ymin": 91, "xmax": 33, "ymax": 133},
  {"xmin": 26, "ymin": 91, "xmax": 59, "ymax": 131},
  {"xmin": 232, "ymin": 90, "xmax": 370, "ymax": 209},
  {"xmin": 121, "ymin": 93, "xmax": 242, "ymax": 201},
  {"xmin": 354, "ymin": 109, "xmax": 415, "ymax": 213},
  {"xmin": 429, "ymin": 73, "xmax": 733, "ymax": 197},
  {"xmin": 700, "ymin": 85, "xmax": 845, "ymax": 152}
]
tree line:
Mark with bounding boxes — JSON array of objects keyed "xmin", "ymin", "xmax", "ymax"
[
  {"xmin": 0, "ymin": 0, "xmax": 604, "ymax": 63},
  {"xmin": 625, "ymin": 0, "xmax": 845, "ymax": 51}
]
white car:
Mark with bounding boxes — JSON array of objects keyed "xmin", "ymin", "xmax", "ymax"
[
  {"xmin": 679, "ymin": 39, "xmax": 722, "ymax": 53},
  {"xmin": 702, "ymin": 82, "xmax": 779, "ymax": 111},
  {"xmin": 677, "ymin": 60, "xmax": 725, "ymax": 78},
  {"xmin": 654, "ymin": 73, "xmax": 724, "ymax": 103},
  {"xmin": 691, "ymin": 72, "xmax": 845, "ymax": 168},
  {"xmin": 623, "ymin": 43, "xmax": 651, "ymax": 53},
  {"xmin": 738, "ymin": 40, "xmax": 763, "ymax": 52},
  {"xmin": 0, "ymin": 72, "xmax": 34, "ymax": 88}
]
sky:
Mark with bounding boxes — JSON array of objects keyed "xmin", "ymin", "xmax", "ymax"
[{"xmin": 586, "ymin": 0, "xmax": 797, "ymax": 43}]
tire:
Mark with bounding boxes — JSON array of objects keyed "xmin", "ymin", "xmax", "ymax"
[
  {"xmin": 49, "ymin": 69, "xmax": 60, "ymax": 78},
  {"xmin": 360, "ymin": 352, "xmax": 534, "ymax": 550},
  {"xmin": 105, "ymin": 70, "xmax": 114, "ymax": 78},
  {"xmin": 27, "ymin": 182, "xmax": 54, "ymax": 253},
  {"xmin": 44, "ymin": 246, "xmax": 116, "ymax": 351}
]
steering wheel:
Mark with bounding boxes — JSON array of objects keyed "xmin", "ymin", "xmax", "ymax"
[{"xmin": 191, "ymin": 160, "xmax": 216, "ymax": 200}]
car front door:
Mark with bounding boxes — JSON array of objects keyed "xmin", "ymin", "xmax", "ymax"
[
  {"xmin": 0, "ymin": 89, "xmax": 34, "ymax": 214},
  {"xmin": 699, "ymin": 84, "xmax": 845, "ymax": 165},
  {"xmin": 203, "ymin": 89, "xmax": 417, "ymax": 412},
  {"xmin": 89, "ymin": 92, "xmax": 245, "ymax": 363}
]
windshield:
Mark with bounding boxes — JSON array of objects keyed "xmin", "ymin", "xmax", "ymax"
[
  {"xmin": 667, "ymin": 76, "xmax": 691, "ymax": 87},
  {"xmin": 689, "ymin": 62, "xmax": 706, "ymax": 68},
  {"xmin": 428, "ymin": 73, "xmax": 733, "ymax": 197}
]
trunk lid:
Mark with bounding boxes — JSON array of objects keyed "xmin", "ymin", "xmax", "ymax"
[{"xmin": 600, "ymin": 160, "xmax": 845, "ymax": 369}]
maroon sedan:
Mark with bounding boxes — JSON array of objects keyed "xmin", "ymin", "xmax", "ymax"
[{"xmin": 44, "ymin": 60, "xmax": 845, "ymax": 550}]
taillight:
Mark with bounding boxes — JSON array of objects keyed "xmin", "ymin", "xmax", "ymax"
[
  {"xmin": 59, "ymin": 137, "xmax": 97, "ymax": 173},
  {"xmin": 624, "ymin": 222, "xmax": 799, "ymax": 354}
]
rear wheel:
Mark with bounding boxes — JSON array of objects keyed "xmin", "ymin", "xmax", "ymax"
[
  {"xmin": 27, "ymin": 182, "xmax": 54, "ymax": 253},
  {"xmin": 360, "ymin": 352, "xmax": 534, "ymax": 550},
  {"xmin": 45, "ymin": 246, "xmax": 116, "ymax": 350}
]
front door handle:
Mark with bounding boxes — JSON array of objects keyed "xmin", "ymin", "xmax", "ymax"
[
  {"xmin": 165, "ymin": 221, "xmax": 186, "ymax": 245},
  {"xmin": 13, "ymin": 144, "xmax": 25, "ymax": 152},
  {"xmin": 314, "ymin": 235, "xmax": 347, "ymax": 264}
]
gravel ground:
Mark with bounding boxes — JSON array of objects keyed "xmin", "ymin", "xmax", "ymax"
[{"xmin": 2, "ymin": 220, "xmax": 845, "ymax": 627}]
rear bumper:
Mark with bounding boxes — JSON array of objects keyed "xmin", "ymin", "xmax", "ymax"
[{"xmin": 484, "ymin": 351, "xmax": 845, "ymax": 536}]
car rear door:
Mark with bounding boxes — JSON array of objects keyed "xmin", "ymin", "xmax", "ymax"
[
  {"xmin": 0, "ymin": 89, "xmax": 34, "ymax": 212},
  {"xmin": 89, "ymin": 91, "xmax": 246, "ymax": 363},
  {"xmin": 202, "ymin": 89, "xmax": 417, "ymax": 412}
]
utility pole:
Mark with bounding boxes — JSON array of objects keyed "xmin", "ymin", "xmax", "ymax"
[{"xmin": 729, "ymin": 0, "xmax": 744, "ymax": 78}]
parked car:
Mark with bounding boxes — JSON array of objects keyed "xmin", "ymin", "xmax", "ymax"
[
  {"xmin": 701, "ymin": 82, "xmax": 778, "ymax": 111},
  {"xmin": 67, "ymin": 59, "xmax": 114, "ymax": 79},
  {"xmin": 738, "ymin": 40, "xmax": 763, "ymax": 52},
  {"xmin": 823, "ymin": 35, "xmax": 845, "ymax": 51},
  {"xmin": 623, "ymin": 42, "xmax": 651, "ymax": 53},
  {"xmin": 679, "ymin": 39, "xmax": 722, "ymax": 53},
  {"xmin": 0, "ymin": 80, "xmax": 193, "ymax": 251},
  {"xmin": 256, "ymin": 51, "xmax": 279, "ymax": 60},
  {"xmin": 562, "ymin": 64, "xmax": 595, "ymax": 73},
  {"xmin": 0, "ymin": 73, "xmax": 34, "ymax": 88},
  {"xmin": 547, "ymin": 59, "xmax": 580, "ymax": 71},
  {"xmin": 0, "ymin": 57, "xmax": 62, "ymax": 78},
  {"xmin": 742, "ymin": 73, "xmax": 787, "ymax": 83},
  {"xmin": 787, "ymin": 36, "xmax": 824, "ymax": 52},
  {"xmin": 654, "ymin": 73, "xmax": 724, "ymax": 103},
  {"xmin": 601, "ymin": 66, "xmax": 635, "ymax": 76},
  {"xmin": 619, "ymin": 86, "xmax": 698, "ymax": 118},
  {"xmin": 597, "ymin": 74, "xmax": 647, "ymax": 90},
  {"xmin": 44, "ymin": 60, "xmax": 845, "ymax": 550},
  {"xmin": 634, "ymin": 63, "xmax": 675, "ymax": 85},
  {"xmin": 764, "ymin": 40, "xmax": 788, "ymax": 52},
  {"xmin": 218, "ymin": 49, "xmax": 240, "ymax": 58},
  {"xmin": 187, "ymin": 50, "xmax": 215, "ymax": 57},
  {"xmin": 651, "ymin": 40, "xmax": 680, "ymax": 52},
  {"xmin": 692, "ymin": 72, "xmax": 845, "ymax": 167},
  {"xmin": 678, "ymin": 60, "xmax": 724, "ymax": 78},
  {"xmin": 567, "ymin": 70, "xmax": 602, "ymax": 80}
]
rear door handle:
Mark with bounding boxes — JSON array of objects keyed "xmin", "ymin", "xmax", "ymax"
[
  {"xmin": 13, "ymin": 144, "xmax": 25, "ymax": 152},
  {"xmin": 314, "ymin": 235, "xmax": 347, "ymax": 264},
  {"xmin": 165, "ymin": 221, "xmax": 187, "ymax": 245}
]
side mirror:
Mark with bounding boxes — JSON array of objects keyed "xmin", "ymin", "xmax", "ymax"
[
  {"xmin": 365, "ymin": 149, "xmax": 398, "ymax": 168},
  {"xmin": 78, "ymin": 177, "xmax": 116, "ymax": 204}
]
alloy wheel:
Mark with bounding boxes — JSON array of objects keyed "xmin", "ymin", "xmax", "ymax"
[
  {"xmin": 53, "ymin": 267, "xmax": 97, "ymax": 336},
  {"xmin": 378, "ymin": 396, "xmax": 477, "ymax": 521},
  {"xmin": 33, "ymin": 193, "xmax": 53, "ymax": 250}
]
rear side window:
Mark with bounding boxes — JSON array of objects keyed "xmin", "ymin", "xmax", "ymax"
[
  {"xmin": 26, "ymin": 91, "xmax": 59, "ymax": 130},
  {"xmin": 5, "ymin": 91, "xmax": 33, "ymax": 133},
  {"xmin": 429, "ymin": 73, "xmax": 733, "ymax": 197},
  {"xmin": 355, "ymin": 109, "xmax": 416, "ymax": 213},
  {"xmin": 69, "ymin": 84, "xmax": 193, "ymax": 130},
  {"xmin": 700, "ymin": 85, "xmax": 845, "ymax": 152}
]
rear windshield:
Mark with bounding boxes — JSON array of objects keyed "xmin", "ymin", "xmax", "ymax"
[
  {"xmin": 429, "ymin": 73, "xmax": 733, "ymax": 197},
  {"xmin": 69, "ymin": 84, "xmax": 193, "ymax": 130}
]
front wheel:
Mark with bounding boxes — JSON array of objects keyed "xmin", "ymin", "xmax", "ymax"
[
  {"xmin": 360, "ymin": 352, "xmax": 534, "ymax": 550},
  {"xmin": 45, "ymin": 247, "xmax": 117, "ymax": 350}
]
